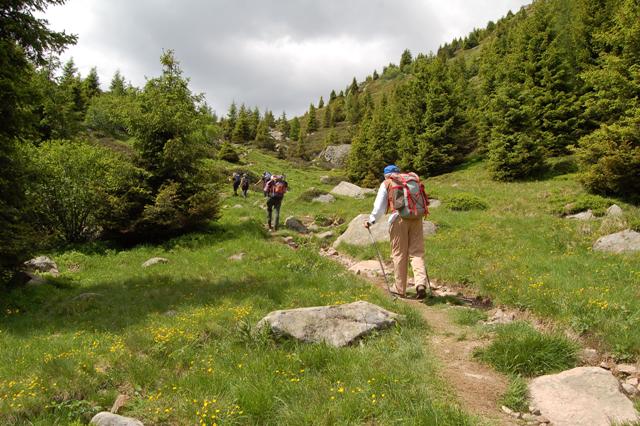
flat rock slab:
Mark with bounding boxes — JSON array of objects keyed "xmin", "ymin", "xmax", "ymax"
[
  {"xmin": 593, "ymin": 230, "xmax": 640, "ymax": 253},
  {"xmin": 566, "ymin": 210, "xmax": 595, "ymax": 221},
  {"xmin": 90, "ymin": 412, "xmax": 143, "ymax": 426},
  {"xmin": 330, "ymin": 181, "xmax": 375, "ymax": 199},
  {"xmin": 429, "ymin": 199, "xmax": 441, "ymax": 209},
  {"xmin": 312, "ymin": 194, "xmax": 335, "ymax": 203},
  {"xmin": 333, "ymin": 214, "xmax": 436, "ymax": 248},
  {"xmin": 529, "ymin": 367, "xmax": 639, "ymax": 426},
  {"xmin": 257, "ymin": 301, "xmax": 399, "ymax": 347},
  {"xmin": 142, "ymin": 257, "xmax": 168, "ymax": 268}
]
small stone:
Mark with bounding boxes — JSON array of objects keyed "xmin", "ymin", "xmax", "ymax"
[
  {"xmin": 500, "ymin": 405, "xmax": 513, "ymax": 415},
  {"xmin": 163, "ymin": 310, "xmax": 177, "ymax": 317},
  {"xmin": 625, "ymin": 377, "xmax": 639, "ymax": 387},
  {"xmin": 142, "ymin": 257, "xmax": 168, "ymax": 268},
  {"xmin": 522, "ymin": 413, "xmax": 538, "ymax": 422},
  {"xmin": 325, "ymin": 248, "xmax": 338, "ymax": 256},
  {"xmin": 622, "ymin": 383, "xmax": 638, "ymax": 395},
  {"xmin": 285, "ymin": 216, "xmax": 309, "ymax": 233},
  {"xmin": 316, "ymin": 231, "xmax": 334, "ymax": 240},
  {"xmin": 566, "ymin": 210, "xmax": 595, "ymax": 221},
  {"xmin": 510, "ymin": 411, "xmax": 522, "ymax": 419},
  {"xmin": 228, "ymin": 253, "xmax": 245, "ymax": 261},
  {"xmin": 599, "ymin": 361, "xmax": 612, "ymax": 370},
  {"xmin": 536, "ymin": 415, "xmax": 550, "ymax": 423},
  {"xmin": 529, "ymin": 406, "xmax": 541, "ymax": 416},
  {"xmin": 617, "ymin": 364, "xmax": 638, "ymax": 375},
  {"xmin": 90, "ymin": 412, "xmax": 143, "ymax": 426},
  {"xmin": 580, "ymin": 348, "xmax": 599, "ymax": 365},
  {"xmin": 232, "ymin": 204, "xmax": 243, "ymax": 209},
  {"xmin": 606, "ymin": 204, "xmax": 623, "ymax": 217}
]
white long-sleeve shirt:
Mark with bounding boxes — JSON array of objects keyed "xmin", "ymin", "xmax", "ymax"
[{"xmin": 368, "ymin": 182, "xmax": 399, "ymax": 225}]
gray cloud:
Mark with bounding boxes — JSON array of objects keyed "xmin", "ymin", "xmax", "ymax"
[{"xmin": 45, "ymin": 0, "xmax": 530, "ymax": 116}]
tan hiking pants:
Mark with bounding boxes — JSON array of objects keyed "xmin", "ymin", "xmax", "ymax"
[{"xmin": 389, "ymin": 217, "xmax": 426, "ymax": 295}]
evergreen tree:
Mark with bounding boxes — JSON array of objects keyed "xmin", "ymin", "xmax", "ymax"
[
  {"xmin": 254, "ymin": 118, "xmax": 275, "ymax": 150},
  {"xmin": 323, "ymin": 105, "xmax": 332, "ymax": 128},
  {"xmin": 306, "ymin": 103, "xmax": 318, "ymax": 132},
  {"xmin": 232, "ymin": 104, "xmax": 251, "ymax": 142},
  {"xmin": 277, "ymin": 111, "xmax": 290, "ymax": 137},
  {"xmin": 249, "ymin": 106, "xmax": 260, "ymax": 140},
  {"xmin": 83, "ymin": 66, "xmax": 101, "ymax": 100},
  {"xmin": 349, "ymin": 77, "xmax": 358, "ymax": 94},
  {"xmin": 329, "ymin": 90, "xmax": 337, "ymax": 103},
  {"xmin": 346, "ymin": 92, "xmax": 361, "ymax": 125},
  {"xmin": 224, "ymin": 102, "xmax": 237, "ymax": 140},
  {"xmin": 264, "ymin": 109, "xmax": 275, "ymax": 128},
  {"xmin": 400, "ymin": 48, "xmax": 413, "ymax": 71},
  {"xmin": 372, "ymin": 69, "xmax": 379, "ymax": 80},
  {"xmin": 318, "ymin": 96, "xmax": 324, "ymax": 109},
  {"xmin": 289, "ymin": 116, "xmax": 300, "ymax": 141},
  {"xmin": 110, "ymin": 70, "xmax": 126, "ymax": 95}
]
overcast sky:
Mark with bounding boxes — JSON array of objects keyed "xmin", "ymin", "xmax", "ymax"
[{"xmin": 42, "ymin": 0, "xmax": 530, "ymax": 116}]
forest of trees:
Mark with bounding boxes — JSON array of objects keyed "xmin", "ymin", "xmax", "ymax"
[{"xmin": 344, "ymin": 0, "xmax": 639, "ymax": 198}]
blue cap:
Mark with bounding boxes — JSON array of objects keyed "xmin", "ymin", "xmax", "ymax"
[{"xmin": 383, "ymin": 165, "xmax": 400, "ymax": 175}]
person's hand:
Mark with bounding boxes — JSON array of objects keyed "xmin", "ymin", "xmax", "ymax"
[{"xmin": 364, "ymin": 221, "xmax": 371, "ymax": 229}]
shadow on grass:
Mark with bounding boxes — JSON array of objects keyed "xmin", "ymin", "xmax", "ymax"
[{"xmin": 0, "ymin": 270, "xmax": 294, "ymax": 338}]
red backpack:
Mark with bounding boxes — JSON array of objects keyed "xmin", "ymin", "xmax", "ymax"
[
  {"xmin": 267, "ymin": 176, "xmax": 288, "ymax": 198},
  {"xmin": 384, "ymin": 172, "xmax": 429, "ymax": 218}
]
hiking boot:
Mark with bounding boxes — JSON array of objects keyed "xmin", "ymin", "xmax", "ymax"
[{"xmin": 416, "ymin": 285, "xmax": 427, "ymax": 300}]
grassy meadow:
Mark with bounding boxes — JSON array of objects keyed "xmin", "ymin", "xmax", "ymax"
[{"xmin": 1, "ymin": 147, "xmax": 639, "ymax": 424}]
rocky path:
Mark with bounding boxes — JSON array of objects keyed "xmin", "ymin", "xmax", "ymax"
[{"xmin": 318, "ymin": 247, "xmax": 517, "ymax": 426}]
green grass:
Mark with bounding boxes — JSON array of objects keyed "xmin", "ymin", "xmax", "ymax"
[
  {"xmin": 499, "ymin": 376, "xmax": 528, "ymax": 412},
  {"xmin": 474, "ymin": 322, "xmax": 578, "ymax": 377},
  {"xmin": 446, "ymin": 193, "xmax": 489, "ymax": 211},
  {"xmin": 0, "ymin": 197, "xmax": 474, "ymax": 424},
  {"xmin": 450, "ymin": 308, "xmax": 487, "ymax": 326}
]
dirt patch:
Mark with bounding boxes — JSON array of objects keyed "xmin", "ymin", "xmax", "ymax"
[{"xmin": 320, "ymin": 248, "xmax": 517, "ymax": 425}]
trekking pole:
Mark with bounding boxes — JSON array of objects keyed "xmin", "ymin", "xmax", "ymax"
[
  {"xmin": 423, "ymin": 255, "xmax": 433, "ymax": 297},
  {"xmin": 367, "ymin": 227, "xmax": 397, "ymax": 301}
]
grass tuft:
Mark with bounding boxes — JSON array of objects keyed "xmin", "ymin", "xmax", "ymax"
[
  {"xmin": 499, "ymin": 375, "xmax": 528, "ymax": 412},
  {"xmin": 450, "ymin": 308, "xmax": 488, "ymax": 326},
  {"xmin": 474, "ymin": 322, "xmax": 578, "ymax": 377}
]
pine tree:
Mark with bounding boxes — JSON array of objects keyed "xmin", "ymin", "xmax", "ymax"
[
  {"xmin": 83, "ymin": 67, "xmax": 101, "ymax": 100},
  {"xmin": 349, "ymin": 77, "xmax": 358, "ymax": 94},
  {"xmin": 372, "ymin": 70, "xmax": 379, "ymax": 80},
  {"xmin": 224, "ymin": 102, "xmax": 237, "ymax": 140},
  {"xmin": 400, "ymin": 49, "xmax": 413, "ymax": 71},
  {"xmin": 232, "ymin": 104, "xmax": 251, "ymax": 142},
  {"xmin": 318, "ymin": 96, "xmax": 324, "ymax": 109},
  {"xmin": 254, "ymin": 119, "xmax": 275, "ymax": 150},
  {"xmin": 289, "ymin": 116, "xmax": 300, "ymax": 141},
  {"xmin": 329, "ymin": 90, "xmax": 337, "ymax": 103},
  {"xmin": 323, "ymin": 105, "xmax": 332, "ymax": 128},
  {"xmin": 110, "ymin": 70, "xmax": 126, "ymax": 95},
  {"xmin": 306, "ymin": 103, "xmax": 318, "ymax": 132},
  {"xmin": 277, "ymin": 111, "xmax": 290, "ymax": 137}
]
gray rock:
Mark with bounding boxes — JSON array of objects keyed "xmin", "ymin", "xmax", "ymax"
[
  {"xmin": 269, "ymin": 129, "xmax": 283, "ymax": 140},
  {"xmin": 529, "ymin": 406, "xmax": 541, "ymax": 416},
  {"xmin": 485, "ymin": 308, "xmax": 516, "ymax": 325},
  {"xmin": 428, "ymin": 199, "xmax": 442, "ymax": 209},
  {"xmin": 257, "ymin": 301, "xmax": 399, "ymax": 347},
  {"xmin": 285, "ymin": 217, "xmax": 308, "ymax": 233},
  {"xmin": 320, "ymin": 175, "xmax": 331, "ymax": 184},
  {"xmin": 312, "ymin": 194, "xmax": 335, "ymax": 203},
  {"xmin": 316, "ymin": 231, "xmax": 334, "ymax": 240},
  {"xmin": 333, "ymin": 214, "xmax": 437, "ymax": 248},
  {"xmin": 228, "ymin": 252, "xmax": 245, "ymax": 261},
  {"xmin": 529, "ymin": 367, "xmax": 639, "ymax": 426},
  {"xmin": 330, "ymin": 182, "xmax": 375, "ymax": 199},
  {"xmin": 625, "ymin": 377, "xmax": 639, "ymax": 387},
  {"xmin": 232, "ymin": 204, "xmax": 243, "ymax": 209},
  {"xmin": 318, "ymin": 144, "xmax": 351, "ymax": 167},
  {"xmin": 501, "ymin": 405, "xmax": 514, "ymax": 415},
  {"xmin": 606, "ymin": 204, "xmax": 623, "ymax": 217},
  {"xmin": 24, "ymin": 256, "xmax": 59, "ymax": 275},
  {"xmin": 110, "ymin": 394, "xmax": 129, "ymax": 414},
  {"xmin": 522, "ymin": 413, "xmax": 538, "ymax": 422},
  {"xmin": 566, "ymin": 210, "xmax": 595, "ymax": 221},
  {"xmin": 90, "ymin": 412, "xmax": 143, "ymax": 426},
  {"xmin": 141, "ymin": 257, "xmax": 168, "ymax": 268},
  {"xmin": 593, "ymin": 230, "xmax": 640, "ymax": 253},
  {"xmin": 622, "ymin": 383, "xmax": 638, "ymax": 396},
  {"xmin": 617, "ymin": 363, "xmax": 638, "ymax": 375}
]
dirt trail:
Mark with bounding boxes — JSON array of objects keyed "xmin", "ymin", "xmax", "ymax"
[{"xmin": 320, "ymin": 248, "xmax": 517, "ymax": 425}]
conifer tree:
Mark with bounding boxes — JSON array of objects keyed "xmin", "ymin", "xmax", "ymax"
[
  {"xmin": 400, "ymin": 49, "xmax": 413, "ymax": 71},
  {"xmin": 110, "ymin": 70, "xmax": 126, "ymax": 95},
  {"xmin": 329, "ymin": 90, "xmax": 337, "ymax": 103},
  {"xmin": 306, "ymin": 103, "xmax": 318, "ymax": 132},
  {"xmin": 277, "ymin": 111, "xmax": 290, "ymax": 137},
  {"xmin": 289, "ymin": 116, "xmax": 300, "ymax": 141},
  {"xmin": 349, "ymin": 77, "xmax": 358, "ymax": 94},
  {"xmin": 323, "ymin": 105, "xmax": 332, "ymax": 128},
  {"xmin": 83, "ymin": 67, "xmax": 101, "ymax": 100},
  {"xmin": 232, "ymin": 104, "xmax": 251, "ymax": 142},
  {"xmin": 254, "ymin": 119, "xmax": 275, "ymax": 150},
  {"xmin": 224, "ymin": 102, "xmax": 237, "ymax": 140},
  {"xmin": 318, "ymin": 96, "xmax": 324, "ymax": 109}
]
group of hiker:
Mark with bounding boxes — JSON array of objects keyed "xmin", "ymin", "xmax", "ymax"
[
  {"xmin": 230, "ymin": 170, "xmax": 289, "ymax": 231},
  {"xmin": 230, "ymin": 163, "xmax": 430, "ymax": 300}
]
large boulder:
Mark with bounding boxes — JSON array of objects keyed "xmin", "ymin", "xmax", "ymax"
[
  {"xmin": 330, "ymin": 182, "xmax": 375, "ymax": 199},
  {"xmin": 606, "ymin": 204, "xmax": 623, "ymax": 217},
  {"xmin": 257, "ymin": 301, "xmax": 399, "ymax": 347},
  {"xmin": 23, "ymin": 256, "xmax": 59, "ymax": 275},
  {"xmin": 528, "ymin": 367, "xmax": 638, "ymax": 426},
  {"xmin": 333, "ymin": 214, "xmax": 437, "ymax": 248},
  {"xmin": 90, "ymin": 412, "xmax": 144, "ymax": 426},
  {"xmin": 318, "ymin": 144, "xmax": 351, "ymax": 168},
  {"xmin": 593, "ymin": 230, "xmax": 640, "ymax": 253}
]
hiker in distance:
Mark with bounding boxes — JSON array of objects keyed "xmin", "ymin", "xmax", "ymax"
[
  {"xmin": 259, "ymin": 171, "xmax": 272, "ymax": 196},
  {"xmin": 240, "ymin": 173, "xmax": 250, "ymax": 198},
  {"xmin": 265, "ymin": 174, "xmax": 288, "ymax": 231},
  {"xmin": 364, "ymin": 165, "xmax": 430, "ymax": 299},
  {"xmin": 231, "ymin": 171, "xmax": 241, "ymax": 196}
]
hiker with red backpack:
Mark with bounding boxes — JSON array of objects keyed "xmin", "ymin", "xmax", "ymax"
[
  {"xmin": 364, "ymin": 165, "xmax": 430, "ymax": 299},
  {"xmin": 265, "ymin": 174, "xmax": 288, "ymax": 231}
]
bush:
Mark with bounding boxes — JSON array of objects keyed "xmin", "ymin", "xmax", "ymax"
[
  {"xmin": 474, "ymin": 322, "xmax": 578, "ymax": 377},
  {"xmin": 84, "ymin": 92, "xmax": 136, "ymax": 138},
  {"xmin": 488, "ymin": 133, "xmax": 546, "ymax": 181},
  {"xmin": 447, "ymin": 193, "xmax": 488, "ymax": 211},
  {"xmin": 576, "ymin": 117, "xmax": 640, "ymax": 201},
  {"xmin": 30, "ymin": 140, "xmax": 147, "ymax": 243},
  {"xmin": 218, "ymin": 142, "xmax": 240, "ymax": 163}
]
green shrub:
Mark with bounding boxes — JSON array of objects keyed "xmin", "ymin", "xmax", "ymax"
[
  {"xmin": 218, "ymin": 142, "xmax": 240, "ymax": 163},
  {"xmin": 474, "ymin": 322, "xmax": 578, "ymax": 377},
  {"xmin": 447, "ymin": 193, "xmax": 488, "ymax": 211},
  {"xmin": 488, "ymin": 133, "xmax": 546, "ymax": 181},
  {"xmin": 576, "ymin": 117, "xmax": 640, "ymax": 201},
  {"xmin": 84, "ymin": 92, "xmax": 135, "ymax": 138},
  {"xmin": 558, "ymin": 194, "xmax": 615, "ymax": 217},
  {"xmin": 30, "ymin": 140, "xmax": 147, "ymax": 243},
  {"xmin": 499, "ymin": 376, "xmax": 528, "ymax": 412}
]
